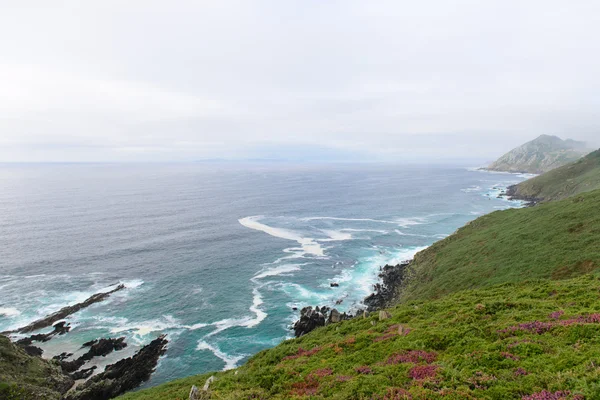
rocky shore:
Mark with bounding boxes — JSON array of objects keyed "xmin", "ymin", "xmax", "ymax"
[
  {"xmin": 3, "ymin": 284, "xmax": 125, "ymax": 335},
  {"xmin": 2, "ymin": 283, "xmax": 169, "ymax": 400},
  {"xmin": 291, "ymin": 260, "xmax": 412, "ymax": 337},
  {"xmin": 504, "ymin": 184, "xmax": 540, "ymax": 206}
]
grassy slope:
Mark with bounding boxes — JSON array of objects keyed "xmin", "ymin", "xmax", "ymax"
[
  {"xmin": 398, "ymin": 188, "xmax": 600, "ymax": 302},
  {"xmin": 121, "ymin": 190, "xmax": 600, "ymax": 400},
  {"xmin": 122, "ymin": 275, "xmax": 600, "ymax": 399},
  {"xmin": 0, "ymin": 335, "xmax": 70, "ymax": 399},
  {"xmin": 509, "ymin": 149, "xmax": 600, "ymax": 202}
]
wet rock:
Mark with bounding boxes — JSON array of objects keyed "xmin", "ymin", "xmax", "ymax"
[
  {"xmin": 330, "ymin": 282, "xmax": 339, "ymax": 287},
  {"xmin": 65, "ymin": 335, "xmax": 168, "ymax": 400},
  {"xmin": 82, "ymin": 339, "xmax": 98, "ymax": 347},
  {"xmin": 16, "ymin": 321, "xmax": 71, "ymax": 348},
  {"xmin": 53, "ymin": 352, "xmax": 73, "ymax": 362},
  {"xmin": 5, "ymin": 284, "xmax": 125, "ymax": 335},
  {"xmin": 21, "ymin": 344, "xmax": 44, "ymax": 357},
  {"xmin": 60, "ymin": 337, "xmax": 127, "ymax": 373},
  {"xmin": 70, "ymin": 366, "xmax": 97, "ymax": 380},
  {"xmin": 363, "ymin": 261, "xmax": 410, "ymax": 311}
]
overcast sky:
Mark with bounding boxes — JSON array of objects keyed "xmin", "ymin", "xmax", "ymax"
[{"xmin": 1, "ymin": 1, "xmax": 599, "ymax": 163}]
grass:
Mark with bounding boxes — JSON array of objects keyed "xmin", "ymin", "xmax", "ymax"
[
  {"xmin": 0, "ymin": 335, "xmax": 70, "ymax": 399},
  {"xmin": 510, "ymin": 149, "xmax": 600, "ymax": 202},
  {"xmin": 120, "ymin": 275, "xmax": 600, "ymax": 399},
  {"xmin": 398, "ymin": 188, "xmax": 600, "ymax": 302}
]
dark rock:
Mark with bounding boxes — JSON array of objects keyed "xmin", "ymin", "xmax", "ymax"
[
  {"xmin": 70, "ymin": 366, "xmax": 97, "ymax": 380},
  {"xmin": 82, "ymin": 339, "xmax": 98, "ymax": 347},
  {"xmin": 60, "ymin": 337, "xmax": 128, "ymax": 373},
  {"xmin": 16, "ymin": 321, "xmax": 71, "ymax": 347},
  {"xmin": 505, "ymin": 184, "xmax": 540, "ymax": 206},
  {"xmin": 4, "ymin": 284, "xmax": 125, "ymax": 335},
  {"xmin": 53, "ymin": 352, "xmax": 73, "ymax": 361},
  {"xmin": 82, "ymin": 337, "xmax": 127, "ymax": 360},
  {"xmin": 292, "ymin": 307, "xmax": 298, "ymax": 311},
  {"xmin": 330, "ymin": 282, "xmax": 339, "ymax": 287},
  {"xmin": 21, "ymin": 344, "xmax": 44, "ymax": 357},
  {"xmin": 292, "ymin": 306, "xmax": 352, "ymax": 337},
  {"xmin": 363, "ymin": 261, "xmax": 410, "ymax": 311},
  {"xmin": 65, "ymin": 335, "xmax": 168, "ymax": 400}
]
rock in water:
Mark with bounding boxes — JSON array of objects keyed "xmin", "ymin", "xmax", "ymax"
[
  {"xmin": 5, "ymin": 284, "xmax": 125, "ymax": 335},
  {"xmin": 65, "ymin": 335, "xmax": 168, "ymax": 400},
  {"xmin": 363, "ymin": 262, "xmax": 410, "ymax": 311}
]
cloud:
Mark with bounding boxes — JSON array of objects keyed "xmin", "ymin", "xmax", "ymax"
[{"xmin": 1, "ymin": 0, "xmax": 599, "ymax": 162}]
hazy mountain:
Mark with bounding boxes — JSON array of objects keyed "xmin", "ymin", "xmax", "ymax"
[{"xmin": 487, "ymin": 134, "xmax": 590, "ymax": 174}]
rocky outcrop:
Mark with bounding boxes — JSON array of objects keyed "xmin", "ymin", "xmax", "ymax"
[
  {"xmin": 363, "ymin": 261, "xmax": 410, "ymax": 311},
  {"xmin": 504, "ymin": 184, "xmax": 540, "ymax": 206},
  {"xmin": 486, "ymin": 135, "xmax": 589, "ymax": 174},
  {"xmin": 60, "ymin": 337, "xmax": 128, "ymax": 373},
  {"xmin": 16, "ymin": 321, "xmax": 71, "ymax": 349},
  {"xmin": 65, "ymin": 335, "xmax": 168, "ymax": 400},
  {"xmin": 292, "ymin": 306, "xmax": 352, "ymax": 337},
  {"xmin": 4, "ymin": 285, "xmax": 125, "ymax": 335}
]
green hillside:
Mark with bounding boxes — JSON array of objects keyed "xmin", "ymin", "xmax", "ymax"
[
  {"xmin": 398, "ymin": 188, "xmax": 600, "ymax": 302},
  {"xmin": 507, "ymin": 149, "xmax": 600, "ymax": 203},
  {"xmin": 119, "ymin": 190, "xmax": 600, "ymax": 400},
  {"xmin": 0, "ymin": 335, "xmax": 72, "ymax": 400},
  {"xmin": 121, "ymin": 275, "xmax": 600, "ymax": 400}
]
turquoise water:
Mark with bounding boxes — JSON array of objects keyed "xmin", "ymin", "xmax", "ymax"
[{"xmin": 0, "ymin": 163, "xmax": 529, "ymax": 387}]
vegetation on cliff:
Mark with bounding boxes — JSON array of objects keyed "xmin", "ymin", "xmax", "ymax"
[
  {"xmin": 120, "ymin": 190, "xmax": 600, "ymax": 399},
  {"xmin": 507, "ymin": 149, "xmax": 600, "ymax": 203},
  {"xmin": 398, "ymin": 188, "xmax": 600, "ymax": 302},
  {"xmin": 0, "ymin": 335, "xmax": 72, "ymax": 400},
  {"xmin": 121, "ymin": 275, "xmax": 600, "ymax": 399}
]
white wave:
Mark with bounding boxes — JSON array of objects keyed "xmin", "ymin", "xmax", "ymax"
[
  {"xmin": 239, "ymin": 216, "xmax": 324, "ymax": 257},
  {"xmin": 394, "ymin": 217, "xmax": 427, "ymax": 227},
  {"xmin": 252, "ymin": 264, "xmax": 303, "ymax": 280},
  {"xmin": 339, "ymin": 228, "xmax": 387, "ymax": 233},
  {"xmin": 121, "ymin": 279, "xmax": 144, "ymax": 289},
  {"xmin": 299, "ymin": 216, "xmax": 399, "ymax": 224},
  {"xmin": 394, "ymin": 229, "xmax": 431, "ymax": 238},
  {"xmin": 247, "ymin": 288, "xmax": 267, "ymax": 328},
  {"xmin": 319, "ymin": 229, "xmax": 353, "ymax": 241},
  {"xmin": 0, "ymin": 307, "xmax": 20, "ymax": 317},
  {"xmin": 109, "ymin": 315, "xmax": 183, "ymax": 340},
  {"xmin": 196, "ymin": 340, "xmax": 246, "ymax": 370},
  {"xmin": 461, "ymin": 185, "xmax": 482, "ymax": 193}
]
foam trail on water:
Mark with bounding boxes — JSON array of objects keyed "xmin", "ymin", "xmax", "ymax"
[
  {"xmin": 246, "ymin": 287, "xmax": 267, "ymax": 328},
  {"xmin": 0, "ymin": 307, "xmax": 20, "ymax": 317},
  {"xmin": 300, "ymin": 216, "xmax": 399, "ymax": 224},
  {"xmin": 252, "ymin": 264, "xmax": 303, "ymax": 280},
  {"xmin": 319, "ymin": 230, "xmax": 353, "ymax": 241},
  {"xmin": 239, "ymin": 216, "xmax": 324, "ymax": 257},
  {"xmin": 196, "ymin": 340, "xmax": 246, "ymax": 370}
]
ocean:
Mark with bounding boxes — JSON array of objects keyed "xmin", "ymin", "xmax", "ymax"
[{"xmin": 0, "ymin": 163, "xmax": 530, "ymax": 388}]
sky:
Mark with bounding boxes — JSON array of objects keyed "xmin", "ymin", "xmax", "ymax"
[{"xmin": 1, "ymin": 1, "xmax": 599, "ymax": 163}]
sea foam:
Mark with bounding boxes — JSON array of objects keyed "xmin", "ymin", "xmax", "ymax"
[{"xmin": 239, "ymin": 216, "xmax": 324, "ymax": 257}]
